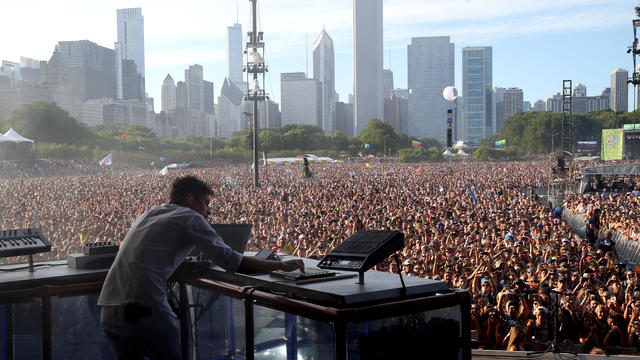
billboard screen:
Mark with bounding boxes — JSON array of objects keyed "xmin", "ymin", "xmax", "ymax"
[
  {"xmin": 577, "ymin": 141, "xmax": 598, "ymax": 153},
  {"xmin": 624, "ymin": 130, "xmax": 640, "ymax": 160},
  {"xmin": 601, "ymin": 129, "xmax": 623, "ymax": 161}
]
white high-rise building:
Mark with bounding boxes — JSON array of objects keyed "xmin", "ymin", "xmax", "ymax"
[
  {"xmin": 227, "ymin": 23, "xmax": 243, "ymax": 84},
  {"xmin": 610, "ymin": 68, "xmax": 628, "ymax": 112},
  {"xmin": 185, "ymin": 64, "xmax": 204, "ymax": 112},
  {"xmin": 504, "ymin": 87, "xmax": 523, "ymax": 119},
  {"xmin": 281, "ymin": 72, "xmax": 319, "ymax": 127},
  {"xmin": 533, "ymin": 100, "xmax": 546, "ymax": 111},
  {"xmin": 313, "ymin": 29, "xmax": 336, "ymax": 134},
  {"xmin": 573, "ymin": 83, "xmax": 587, "ymax": 97},
  {"xmin": 353, "ymin": 0, "xmax": 383, "ymax": 136},
  {"xmin": 161, "ymin": 74, "xmax": 176, "ymax": 112},
  {"xmin": 407, "ymin": 36, "xmax": 454, "ymax": 143},
  {"xmin": 116, "ymin": 8, "xmax": 145, "ymax": 100}
]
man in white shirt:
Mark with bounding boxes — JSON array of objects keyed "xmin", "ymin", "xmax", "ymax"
[{"xmin": 98, "ymin": 176, "xmax": 304, "ymax": 360}]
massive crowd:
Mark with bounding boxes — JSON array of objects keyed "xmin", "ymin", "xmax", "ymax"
[{"xmin": 2, "ymin": 158, "xmax": 640, "ymax": 354}]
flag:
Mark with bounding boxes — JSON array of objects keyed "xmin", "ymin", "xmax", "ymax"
[
  {"xmin": 465, "ymin": 182, "xmax": 478, "ymax": 205},
  {"xmin": 495, "ymin": 139, "xmax": 506, "ymax": 148},
  {"xmin": 412, "ymin": 140, "xmax": 422, "ymax": 148},
  {"xmin": 99, "ymin": 153, "xmax": 113, "ymax": 168},
  {"xmin": 121, "ymin": 133, "xmax": 127, "ymax": 139},
  {"xmin": 160, "ymin": 166, "xmax": 169, "ymax": 175},
  {"xmin": 365, "ymin": 163, "xmax": 372, "ymax": 168}
]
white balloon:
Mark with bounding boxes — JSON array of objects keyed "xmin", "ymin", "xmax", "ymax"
[{"xmin": 443, "ymin": 86, "xmax": 458, "ymax": 101}]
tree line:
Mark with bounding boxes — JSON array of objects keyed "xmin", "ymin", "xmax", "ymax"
[
  {"xmin": 473, "ymin": 109, "xmax": 638, "ymax": 161},
  {"xmin": 2, "ymin": 102, "xmax": 634, "ymax": 164},
  {"xmin": 0, "ymin": 101, "xmax": 441, "ymax": 165}
]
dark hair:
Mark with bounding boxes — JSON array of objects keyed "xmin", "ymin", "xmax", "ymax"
[{"xmin": 170, "ymin": 176, "xmax": 213, "ymax": 205}]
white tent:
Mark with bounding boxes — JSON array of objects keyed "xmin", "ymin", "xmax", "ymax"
[
  {"xmin": 442, "ymin": 149, "xmax": 453, "ymax": 157},
  {"xmin": 456, "ymin": 149, "xmax": 470, "ymax": 157},
  {"xmin": 453, "ymin": 140, "xmax": 467, "ymax": 150},
  {"xmin": 0, "ymin": 133, "xmax": 15, "ymax": 143},
  {"xmin": 3, "ymin": 128, "xmax": 34, "ymax": 144}
]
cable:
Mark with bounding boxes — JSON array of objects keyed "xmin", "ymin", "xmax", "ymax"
[{"xmin": 393, "ymin": 253, "xmax": 407, "ymax": 296}]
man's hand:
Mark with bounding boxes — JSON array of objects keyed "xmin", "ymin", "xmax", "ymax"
[
  {"xmin": 281, "ymin": 259, "xmax": 305, "ymax": 272},
  {"xmin": 238, "ymin": 256, "xmax": 305, "ymax": 274}
]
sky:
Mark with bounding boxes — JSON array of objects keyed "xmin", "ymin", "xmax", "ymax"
[{"xmin": 2, "ymin": 0, "xmax": 637, "ymax": 110}]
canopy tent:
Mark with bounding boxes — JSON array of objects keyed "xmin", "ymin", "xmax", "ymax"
[
  {"xmin": 453, "ymin": 140, "xmax": 467, "ymax": 150},
  {"xmin": 0, "ymin": 133, "xmax": 14, "ymax": 143},
  {"xmin": 3, "ymin": 128, "xmax": 34, "ymax": 144},
  {"xmin": 456, "ymin": 149, "xmax": 470, "ymax": 157},
  {"xmin": 442, "ymin": 149, "xmax": 453, "ymax": 157}
]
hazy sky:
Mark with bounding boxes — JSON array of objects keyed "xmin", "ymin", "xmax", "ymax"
[{"xmin": 2, "ymin": 0, "xmax": 636, "ymax": 109}]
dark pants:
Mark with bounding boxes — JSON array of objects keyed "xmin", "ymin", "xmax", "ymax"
[{"xmin": 100, "ymin": 305, "xmax": 181, "ymax": 360}]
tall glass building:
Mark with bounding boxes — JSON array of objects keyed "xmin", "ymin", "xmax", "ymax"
[
  {"xmin": 313, "ymin": 29, "xmax": 336, "ymax": 134},
  {"xmin": 407, "ymin": 36, "xmax": 454, "ymax": 144},
  {"xmin": 116, "ymin": 8, "xmax": 145, "ymax": 100},
  {"xmin": 227, "ymin": 23, "xmax": 243, "ymax": 84},
  {"xmin": 462, "ymin": 47, "xmax": 493, "ymax": 143},
  {"xmin": 353, "ymin": 0, "xmax": 383, "ymax": 136}
]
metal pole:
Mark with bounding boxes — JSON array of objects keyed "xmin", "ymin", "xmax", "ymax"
[
  {"xmin": 251, "ymin": 0, "xmax": 259, "ymax": 189},
  {"xmin": 253, "ymin": 100, "xmax": 259, "ymax": 188}
]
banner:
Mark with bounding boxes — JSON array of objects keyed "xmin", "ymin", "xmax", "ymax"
[
  {"xmin": 494, "ymin": 139, "xmax": 506, "ymax": 148},
  {"xmin": 412, "ymin": 140, "xmax": 422, "ymax": 148},
  {"xmin": 601, "ymin": 129, "xmax": 623, "ymax": 161}
]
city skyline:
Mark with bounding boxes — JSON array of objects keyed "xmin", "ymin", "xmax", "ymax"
[{"xmin": 1, "ymin": 1, "xmax": 635, "ymax": 116}]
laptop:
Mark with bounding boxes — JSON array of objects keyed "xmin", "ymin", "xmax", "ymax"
[{"xmin": 189, "ymin": 224, "xmax": 252, "ymax": 257}]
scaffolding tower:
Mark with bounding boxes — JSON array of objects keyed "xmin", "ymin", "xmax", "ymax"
[
  {"xmin": 561, "ymin": 80, "xmax": 572, "ymax": 155},
  {"xmin": 244, "ymin": 0, "xmax": 268, "ymax": 188}
]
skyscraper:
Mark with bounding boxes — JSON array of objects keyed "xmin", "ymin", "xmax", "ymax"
[
  {"xmin": 462, "ymin": 47, "xmax": 493, "ymax": 143},
  {"xmin": 161, "ymin": 74, "xmax": 176, "ymax": 112},
  {"xmin": 227, "ymin": 23, "xmax": 243, "ymax": 84},
  {"xmin": 353, "ymin": 0, "xmax": 383, "ymax": 136},
  {"xmin": 407, "ymin": 36, "xmax": 454, "ymax": 143},
  {"xmin": 56, "ymin": 41, "xmax": 117, "ymax": 102},
  {"xmin": 313, "ymin": 28, "xmax": 336, "ymax": 134},
  {"xmin": 176, "ymin": 81, "xmax": 187, "ymax": 109},
  {"xmin": 492, "ymin": 87, "xmax": 506, "ymax": 133},
  {"xmin": 533, "ymin": 100, "xmax": 546, "ymax": 111},
  {"xmin": 504, "ymin": 87, "xmax": 523, "ymax": 119},
  {"xmin": 573, "ymin": 83, "xmax": 587, "ymax": 97},
  {"xmin": 185, "ymin": 64, "xmax": 204, "ymax": 112},
  {"xmin": 116, "ymin": 8, "xmax": 145, "ymax": 100},
  {"xmin": 217, "ymin": 77, "xmax": 244, "ymax": 138},
  {"xmin": 610, "ymin": 68, "xmax": 628, "ymax": 112},
  {"xmin": 383, "ymin": 69, "xmax": 393, "ymax": 96},
  {"xmin": 203, "ymin": 80, "xmax": 214, "ymax": 115},
  {"xmin": 281, "ymin": 72, "xmax": 319, "ymax": 127}
]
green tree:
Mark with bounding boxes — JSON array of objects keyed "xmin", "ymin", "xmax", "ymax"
[
  {"xmin": 359, "ymin": 118, "xmax": 397, "ymax": 154},
  {"xmin": 327, "ymin": 130, "xmax": 350, "ymax": 151},
  {"xmin": 4, "ymin": 101, "xmax": 93, "ymax": 145}
]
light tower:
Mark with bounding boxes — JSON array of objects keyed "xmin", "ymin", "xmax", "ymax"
[
  {"xmin": 628, "ymin": 3, "xmax": 640, "ymax": 111},
  {"xmin": 244, "ymin": 0, "xmax": 268, "ymax": 188}
]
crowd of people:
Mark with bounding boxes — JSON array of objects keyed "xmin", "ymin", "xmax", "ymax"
[{"xmin": 2, "ymin": 158, "xmax": 640, "ymax": 354}]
